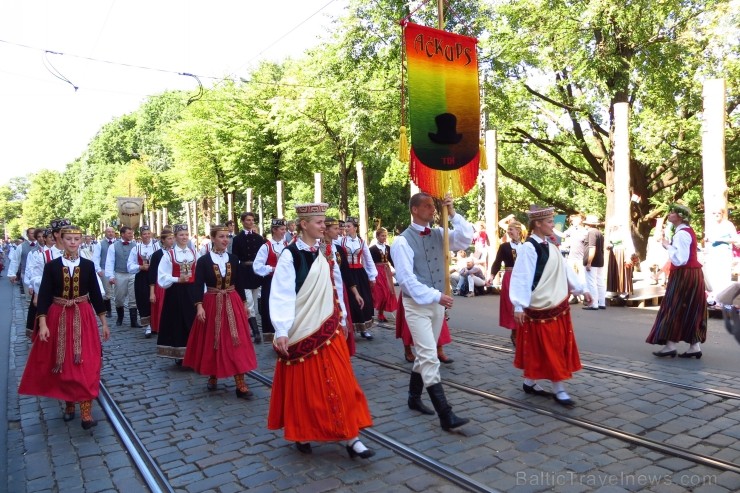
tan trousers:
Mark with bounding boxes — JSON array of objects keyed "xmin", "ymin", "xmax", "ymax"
[{"xmin": 403, "ymin": 296, "xmax": 444, "ymax": 387}]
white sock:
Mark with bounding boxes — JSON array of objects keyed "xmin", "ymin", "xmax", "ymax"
[
  {"xmin": 346, "ymin": 438, "xmax": 367, "ymax": 453},
  {"xmin": 552, "ymin": 381, "xmax": 566, "ymax": 394},
  {"xmin": 689, "ymin": 343, "xmax": 701, "ymax": 353},
  {"xmin": 524, "ymin": 378, "xmax": 536, "ymax": 387},
  {"xmin": 664, "ymin": 341, "xmax": 677, "ymax": 351}
]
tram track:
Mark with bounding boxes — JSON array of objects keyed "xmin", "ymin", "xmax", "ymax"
[
  {"xmin": 247, "ymin": 370, "xmax": 500, "ymax": 493},
  {"xmin": 376, "ymin": 321, "xmax": 740, "ymax": 401},
  {"xmin": 352, "ymin": 351, "xmax": 740, "ymax": 475}
]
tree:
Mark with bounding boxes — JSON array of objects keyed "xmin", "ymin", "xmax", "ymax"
[{"xmin": 480, "ymin": 0, "xmax": 739, "ymax": 254}]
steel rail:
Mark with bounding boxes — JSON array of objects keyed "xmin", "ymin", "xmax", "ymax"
[
  {"xmin": 355, "ymin": 353, "xmax": 740, "ymax": 475},
  {"xmin": 247, "ymin": 370, "xmax": 499, "ymax": 493}
]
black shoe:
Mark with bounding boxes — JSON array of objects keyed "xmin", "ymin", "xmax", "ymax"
[
  {"xmin": 598, "ymin": 305, "xmax": 606, "ymax": 309},
  {"xmin": 427, "ymin": 383, "xmax": 469, "ymax": 431},
  {"xmin": 115, "ymin": 307, "xmax": 124, "ymax": 326},
  {"xmin": 522, "ymin": 383, "xmax": 551, "ymax": 397},
  {"xmin": 81, "ymin": 419, "xmax": 98, "ymax": 430},
  {"xmin": 678, "ymin": 351, "xmax": 702, "ymax": 359},
  {"xmin": 652, "ymin": 350, "xmax": 677, "ymax": 358},
  {"xmin": 408, "ymin": 372, "xmax": 435, "ymax": 415},
  {"xmin": 249, "ymin": 317, "xmax": 262, "ymax": 344},
  {"xmin": 295, "ymin": 442, "xmax": 312, "ymax": 454},
  {"xmin": 129, "ymin": 308, "xmax": 142, "ymax": 328},
  {"xmin": 346, "ymin": 440, "xmax": 375, "ymax": 459},
  {"xmin": 582, "ymin": 306, "xmax": 599, "ymax": 311},
  {"xmin": 553, "ymin": 392, "xmax": 575, "ymax": 407}
]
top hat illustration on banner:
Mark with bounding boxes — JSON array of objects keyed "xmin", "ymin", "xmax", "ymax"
[{"xmin": 428, "ymin": 113, "xmax": 463, "ymax": 145}]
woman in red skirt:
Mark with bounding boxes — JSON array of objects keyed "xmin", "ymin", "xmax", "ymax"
[
  {"xmin": 369, "ymin": 227, "xmax": 398, "ymax": 323},
  {"xmin": 148, "ymin": 229, "xmax": 173, "ymax": 337},
  {"xmin": 184, "ymin": 225, "xmax": 257, "ymax": 398},
  {"xmin": 19, "ymin": 224, "xmax": 110, "ymax": 429},
  {"xmin": 269, "ymin": 203, "xmax": 374, "ymax": 458},
  {"xmin": 489, "ymin": 221, "xmax": 525, "ymax": 346}
]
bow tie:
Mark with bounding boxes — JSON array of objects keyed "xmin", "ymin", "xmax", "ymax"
[
  {"xmin": 122, "ymin": 241, "xmax": 130, "ymax": 246},
  {"xmin": 30, "ymin": 242, "xmax": 35, "ymax": 247},
  {"xmin": 419, "ymin": 227, "xmax": 431, "ymax": 236},
  {"xmin": 108, "ymin": 240, "xmax": 113, "ymax": 244}
]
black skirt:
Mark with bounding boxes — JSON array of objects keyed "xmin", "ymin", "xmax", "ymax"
[
  {"xmin": 156, "ymin": 282, "xmax": 197, "ymax": 358},
  {"xmin": 346, "ymin": 267, "xmax": 374, "ymax": 330}
]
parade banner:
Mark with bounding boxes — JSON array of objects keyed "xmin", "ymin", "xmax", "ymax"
[
  {"xmin": 117, "ymin": 197, "xmax": 144, "ymax": 229},
  {"xmin": 404, "ymin": 22, "xmax": 480, "ymax": 198}
]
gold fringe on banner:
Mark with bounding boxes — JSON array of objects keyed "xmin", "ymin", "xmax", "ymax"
[
  {"xmin": 398, "ymin": 126, "xmax": 409, "ymax": 163},
  {"xmin": 478, "ymin": 142, "xmax": 487, "ymax": 171}
]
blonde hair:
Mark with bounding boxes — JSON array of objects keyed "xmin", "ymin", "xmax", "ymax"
[{"xmin": 375, "ymin": 227, "xmax": 388, "ymax": 239}]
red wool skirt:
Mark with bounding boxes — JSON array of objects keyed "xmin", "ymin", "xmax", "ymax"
[
  {"xmin": 268, "ymin": 331, "xmax": 372, "ymax": 442},
  {"xmin": 372, "ymin": 263, "xmax": 398, "ymax": 312},
  {"xmin": 395, "ymin": 293, "xmax": 452, "ymax": 346},
  {"xmin": 183, "ymin": 290, "xmax": 257, "ymax": 378},
  {"xmin": 513, "ymin": 299, "xmax": 582, "ymax": 381},
  {"xmin": 18, "ymin": 301, "xmax": 102, "ymax": 401},
  {"xmin": 150, "ymin": 284, "xmax": 165, "ymax": 333},
  {"xmin": 499, "ymin": 270, "xmax": 516, "ymax": 330}
]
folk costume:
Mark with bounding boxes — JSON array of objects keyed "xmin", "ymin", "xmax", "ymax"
[
  {"xmin": 183, "ymin": 237, "xmax": 257, "ymax": 398},
  {"xmin": 93, "ymin": 233, "xmax": 117, "ymax": 317},
  {"xmin": 646, "ymin": 205, "xmax": 707, "ymax": 358},
  {"xmin": 253, "ymin": 219, "xmax": 289, "ymax": 342},
  {"xmin": 231, "ymin": 223, "xmax": 267, "ymax": 344},
  {"xmin": 490, "ymin": 240, "xmax": 522, "ymax": 333},
  {"xmin": 18, "ymin": 225, "xmax": 108, "ymax": 429},
  {"xmin": 509, "ymin": 206, "xmax": 586, "ymax": 406},
  {"xmin": 582, "ymin": 215, "xmax": 606, "ymax": 309},
  {"xmin": 127, "ymin": 227, "xmax": 159, "ymax": 336},
  {"xmin": 325, "ymin": 217, "xmax": 357, "ymax": 356},
  {"xmin": 341, "ymin": 220, "xmax": 377, "ymax": 339},
  {"xmin": 268, "ymin": 204, "xmax": 373, "ymax": 458},
  {"xmin": 369, "ymin": 242, "xmax": 398, "ymax": 322},
  {"xmin": 156, "ymin": 225, "xmax": 198, "ymax": 361},
  {"xmin": 147, "ymin": 240, "xmax": 169, "ymax": 336},
  {"xmin": 391, "ymin": 201, "xmax": 473, "ymax": 430},
  {"xmin": 22, "ymin": 240, "xmax": 46, "ymax": 337},
  {"xmin": 104, "ymin": 235, "xmax": 137, "ymax": 326}
]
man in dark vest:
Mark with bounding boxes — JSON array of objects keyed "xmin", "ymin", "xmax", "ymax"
[
  {"xmin": 232, "ymin": 211, "xmax": 267, "ymax": 343},
  {"xmin": 105, "ymin": 226, "xmax": 138, "ymax": 327},
  {"xmin": 94, "ymin": 226, "xmax": 117, "ymax": 318},
  {"xmin": 391, "ymin": 192, "xmax": 473, "ymax": 431}
]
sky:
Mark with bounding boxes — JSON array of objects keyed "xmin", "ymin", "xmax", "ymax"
[{"xmin": 0, "ymin": 0, "xmax": 348, "ymax": 185}]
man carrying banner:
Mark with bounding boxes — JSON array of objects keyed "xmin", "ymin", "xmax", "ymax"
[{"xmin": 391, "ymin": 192, "xmax": 473, "ymax": 431}]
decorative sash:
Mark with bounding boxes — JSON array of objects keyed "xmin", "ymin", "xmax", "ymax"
[
  {"xmin": 277, "ymin": 252, "xmax": 340, "ymax": 363},
  {"xmin": 206, "ymin": 286, "xmax": 240, "ymax": 350},
  {"xmin": 52, "ymin": 295, "xmax": 89, "ymax": 373},
  {"xmin": 524, "ymin": 297, "xmax": 570, "ymax": 323}
]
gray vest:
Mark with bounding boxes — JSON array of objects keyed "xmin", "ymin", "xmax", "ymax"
[
  {"xmin": 19, "ymin": 241, "xmax": 33, "ymax": 270},
  {"xmin": 400, "ymin": 226, "xmax": 446, "ymax": 294},
  {"xmin": 113, "ymin": 241, "xmax": 134, "ymax": 273},
  {"xmin": 100, "ymin": 240, "xmax": 113, "ymax": 268}
]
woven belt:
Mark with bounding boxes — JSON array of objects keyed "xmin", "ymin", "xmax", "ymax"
[
  {"xmin": 52, "ymin": 295, "xmax": 89, "ymax": 373},
  {"xmin": 206, "ymin": 286, "xmax": 240, "ymax": 350}
]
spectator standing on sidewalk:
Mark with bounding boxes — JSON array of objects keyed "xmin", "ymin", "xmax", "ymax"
[{"xmin": 582, "ymin": 215, "xmax": 606, "ymax": 310}]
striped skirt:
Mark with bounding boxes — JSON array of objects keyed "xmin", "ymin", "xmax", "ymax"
[{"xmin": 646, "ymin": 267, "xmax": 707, "ymax": 345}]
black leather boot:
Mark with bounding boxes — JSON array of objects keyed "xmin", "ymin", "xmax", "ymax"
[
  {"xmin": 249, "ymin": 317, "xmax": 262, "ymax": 344},
  {"xmin": 115, "ymin": 307, "xmax": 124, "ymax": 327},
  {"xmin": 408, "ymin": 372, "xmax": 434, "ymax": 415},
  {"xmin": 104, "ymin": 299, "xmax": 112, "ymax": 318},
  {"xmin": 129, "ymin": 308, "xmax": 142, "ymax": 328},
  {"xmin": 427, "ymin": 383, "xmax": 469, "ymax": 431}
]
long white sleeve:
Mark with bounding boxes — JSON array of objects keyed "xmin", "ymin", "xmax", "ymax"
[
  {"xmin": 252, "ymin": 243, "xmax": 272, "ymax": 276},
  {"xmin": 24, "ymin": 250, "xmax": 43, "ymax": 291},
  {"xmin": 667, "ymin": 225, "xmax": 691, "ymax": 266},
  {"xmin": 360, "ymin": 242, "xmax": 378, "ymax": 281},
  {"xmin": 448, "ymin": 213, "xmax": 475, "ymax": 251},
  {"xmin": 91, "ymin": 243, "xmax": 103, "ymax": 273},
  {"xmin": 269, "ymin": 249, "xmax": 298, "ymax": 339},
  {"xmin": 127, "ymin": 246, "xmax": 140, "ymax": 274},
  {"xmin": 105, "ymin": 244, "xmax": 116, "ymax": 280},
  {"xmin": 509, "ymin": 240, "xmax": 538, "ymax": 312},
  {"xmin": 7, "ymin": 247, "xmax": 20, "ymax": 277}
]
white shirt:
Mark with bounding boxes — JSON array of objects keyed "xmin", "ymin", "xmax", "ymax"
[
  {"xmin": 269, "ymin": 238, "xmax": 347, "ymax": 339},
  {"xmin": 253, "ymin": 239, "xmax": 288, "ymax": 276},
  {"xmin": 208, "ymin": 249, "xmax": 229, "ymax": 277},
  {"xmin": 6, "ymin": 245, "xmax": 21, "ymax": 277},
  {"xmin": 666, "ymin": 224, "xmax": 692, "ymax": 266},
  {"xmin": 158, "ymin": 246, "xmax": 198, "ymax": 289},
  {"xmin": 342, "ymin": 235, "xmax": 378, "ymax": 281},
  {"xmin": 24, "ymin": 246, "xmax": 46, "ymax": 292},
  {"xmin": 392, "ymin": 213, "xmax": 474, "ymax": 305},
  {"xmin": 61, "ymin": 255, "xmax": 81, "ymax": 278},
  {"xmin": 127, "ymin": 241, "xmax": 159, "ymax": 274},
  {"xmin": 509, "ymin": 234, "xmax": 586, "ymax": 312}
]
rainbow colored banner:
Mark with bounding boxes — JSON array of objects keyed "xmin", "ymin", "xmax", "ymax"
[{"xmin": 404, "ymin": 23, "xmax": 480, "ymax": 198}]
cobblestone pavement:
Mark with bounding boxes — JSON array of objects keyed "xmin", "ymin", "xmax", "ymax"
[{"xmin": 6, "ymin": 283, "xmax": 740, "ymax": 492}]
